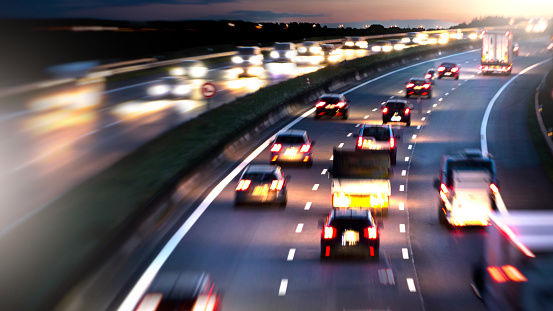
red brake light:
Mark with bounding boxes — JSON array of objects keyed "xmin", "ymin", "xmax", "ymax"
[
  {"xmin": 389, "ymin": 137, "xmax": 395, "ymax": 149},
  {"xmin": 323, "ymin": 226, "xmax": 336, "ymax": 239},
  {"xmin": 404, "ymin": 108, "xmax": 410, "ymax": 115},
  {"xmin": 357, "ymin": 136, "xmax": 363, "ymax": 148},
  {"xmin": 425, "ymin": 73, "xmax": 432, "ymax": 79},
  {"xmin": 406, "ymin": 83, "xmax": 415, "ymax": 88},
  {"xmin": 423, "ymin": 83, "xmax": 430, "ymax": 89},
  {"xmin": 336, "ymin": 101, "xmax": 346, "ymax": 108},
  {"xmin": 382, "ymin": 107, "xmax": 388, "ymax": 113},
  {"xmin": 315, "ymin": 101, "xmax": 326, "ymax": 107},
  {"xmin": 236, "ymin": 179, "xmax": 251, "ymax": 191},
  {"xmin": 451, "ymin": 67, "xmax": 459, "ymax": 73},
  {"xmin": 490, "ymin": 183, "xmax": 499, "ymax": 194},
  {"xmin": 437, "ymin": 66, "xmax": 445, "ymax": 72},
  {"xmin": 271, "ymin": 144, "xmax": 282, "ymax": 152},
  {"xmin": 300, "ymin": 144, "xmax": 311, "ymax": 153},
  {"xmin": 440, "ymin": 183, "xmax": 448, "ymax": 194},
  {"xmin": 270, "ymin": 179, "xmax": 285, "ymax": 191},
  {"xmin": 364, "ymin": 227, "xmax": 378, "ymax": 239}
]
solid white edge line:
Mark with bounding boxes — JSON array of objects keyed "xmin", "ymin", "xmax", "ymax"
[
  {"xmin": 480, "ymin": 59, "xmax": 551, "ymax": 215},
  {"xmin": 119, "ymin": 49, "xmax": 482, "ymax": 310}
]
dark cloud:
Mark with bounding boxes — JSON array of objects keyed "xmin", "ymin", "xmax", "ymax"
[{"xmin": 211, "ymin": 10, "xmax": 328, "ymax": 22}]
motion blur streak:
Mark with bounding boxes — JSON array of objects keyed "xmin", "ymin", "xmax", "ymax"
[{"xmin": 117, "ymin": 108, "xmax": 315, "ymax": 311}]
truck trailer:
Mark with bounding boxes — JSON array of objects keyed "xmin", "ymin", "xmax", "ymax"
[{"xmin": 480, "ymin": 30, "xmax": 514, "ymax": 75}]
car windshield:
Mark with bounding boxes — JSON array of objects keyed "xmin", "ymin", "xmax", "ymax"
[
  {"xmin": 237, "ymin": 48, "xmax": 257, "ymax": 55},
  {"xmin": 361, "ymin": 127, "xmax": 390, "ymax": 140},
  {"xmin": 274, "ymin": 43, "xmax": 292, "ymax": 50},
  {"xmin": 275, "ymin": 136, "xmax": 305, "ymax": 144}
]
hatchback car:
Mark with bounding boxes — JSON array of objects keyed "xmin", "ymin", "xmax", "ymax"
[
  {"xmin": 314, "ymin": 93, "xmax": 349, "ymax": 120},
  {"xmin": 405, "ymin": 78, "xmax": 432, "ymax": 98},
  {"xmin": 270, "ymin": 129, "xmax": 314, "ymax": 166},
  {"xmin": 425, "ymin": 68, "xmax": 436, "ymax": 84},
  {"xmin": 355, "ymin": 124, "xmax": 397, "ymax": 165},
  {"xmin": 234, "ymin": 164, "xmax": 287, "ymax": 206},
  {"xmin": 320, "ymin": 208, "xmax": 380, "ymax": 260},
  {"xmin": 437, "ymin": 62, "xmax": 460, "ymax": 79},
  {"xmin": 147, "ymin": 76, "xmax": 192, "ymax": 99},
  {"xmin": 382, "ymin": 99, "xmax": 411, "ymax": 126},
  {"xmin": 135, "ymin": 271, "xmax": 219, "ymax": 311}
]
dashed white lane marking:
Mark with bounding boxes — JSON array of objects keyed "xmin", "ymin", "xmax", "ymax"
[
  {"xmin": 407, "ymin": 278, "xmax": 416, "ymax": 292},
  {"xmin": 402, "ymin": 248, "xmax": 409, "ymax": 259},
  {"xmin": 408, "ymin": 144, "xmax": 412, "ymax": 150},
  {"xmin": 439, "ymin": 98, "xmax": 443, "ymax": 101},
  {"xmin": 471, "ymin": 75, "xmax": 475, "ymax": 78},
  {"xmin": 347, "ymin": 133, "xmax": 353, "ymax": 137},
  {"xmin": 312, "ymin": 184, "xmax": 319, "ymax": 190},
  {"xmin": 412, "ymin": 134, "xmax": 417, "ymax": 139},
  {"xmin": 445, "ymin": 92, "xmax": 449, "ymax": 96},
  {"xmin": 329, "ymin": 155, "xmax": 333, "ymax": 160},
  {"xmin": 451, "ymin": 88, "xmax": 456, "ymax": 91},
  {"xmin": 416, "ymin": 125, "xmax": 421, "ymax": 129},
  {"xmin": 458, "ymin": 83, "xmax": 462, "ymax": 86},
  {"xmin": 399, "ymin": 185, "xmax": 405, "ymax": 191},
  {"xmin": 400, "ymin": 224, "xmax": 406, "ymax": 233},
  {"xmin": 401, "ymin": 170, "xmax": 406, "ymax": 176},
  {"xmin": 321, "ymin": 169, "xmax": 327, "ymax": 175},
  {"xmin": 279, "ymin": 279, "xmax": 288, "ymax": 296},
  {"xmin": 465, "ymin": 61, "xmax": 470, "ymax": 63},
  {"xmin": 305, "ymin": 202, "xmax": 312, "ymax": 210},
  {"xmin": 287, "ymin": 249, "xmax": 296, "ymax": 261},
  {"xmin": 105, "ymin": 120, "xmax": 121, "ymax": 128},
  {"xmin": 398, "ymin": 90, "xmax": 404, "ymax": 93},
  {"xmin": 399, "ymin": 202, "xmax": 404, "ymax": 210},
  {"xmin": 372, "ymin": 108, "xmax": 378, "ymax": 111},
  {"xmin": 364, "ymin": 115, "xmax": 369, "ymax": 119},
  {"xmin": 338, "ymin": 143, "xmax": 344, "ymax": 148},
  {"xmin": 421, "ymin": 117, "xmax": 426, "ymax": 121},
  {"xmin": 426, "ymin": 110, "xmax": 431, "ymax": 114},
  {"xmin": 432, "ymin": 104, "xmax": 437, "ymax": 107},
  {"xmin": 296, "ymin": 224, "xmax": 304, "ymax": 233},
  {"xmin": 355, "ymin": 124, "xmax": 360, "ymax": 127},
  {"xmin": 405, "ymin": 157, "xmax": 409, "ymax": 162}
]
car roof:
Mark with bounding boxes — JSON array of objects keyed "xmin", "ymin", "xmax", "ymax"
[
  {"xmin": 245, "ymin": 164, "xmax": 279, "ymax": 174},
  {"xmin": 409, "ymin": 77, "xmax": 427, "ymax": 82},
  {"xmin": 427, "ymin": 68, "xmax": 436, "ymax": 72},
  {"xmin": 278, "ymin": 129, "xmax": 307, "ymax": 137},
  {"xmin": 320, "ymin": 93, "xmax": 344, "ymax": 98},
  {"xmin": 440, "ymin": 62, "xmax": 457, "ymax": 66},
  {"xmin": 386, "ymin": 99, "xmax": 408, "ymax": 104}
]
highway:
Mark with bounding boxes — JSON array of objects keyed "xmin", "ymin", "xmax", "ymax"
[{"xmin": 114, "ymin": 37, "xmax": 553, "ymax": 311}]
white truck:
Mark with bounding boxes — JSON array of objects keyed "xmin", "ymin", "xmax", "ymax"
[
  {"xmin": 472, "ymin": 211, "xmax": 553, "ymax": 311},
  {"xmin": 331, "ymin": 149, "xmax": 391, "ymax": 216},
  {"xmin": 480, "ymin": 30, "xmax": 514, "ymax": 75}
]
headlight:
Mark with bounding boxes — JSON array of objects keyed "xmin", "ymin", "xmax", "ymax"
[
  {"xmin": 270, "ymin": 51, "xmax": 279, "ymax": 58},
  {"xmin": 372, "ymin": 46, "xmax": 381, "ymax": 52},
  {"xmin": 249, "ymin": 56, "xmax": 263, "ymax": 65},
  {"xmin": 298, "ymin": 47, "xmax": 307, "ymax": 53},
  {"xmin": 345, "ymin": 42, "xmax": 354, "ymax": 47},
  {"xmin": 247, "ymin": 67, "xmax": 263, "ymax": 76},
  {"xmin": 188, "ymin": 66, "xmax": 207, "ymax": 78},
  {"xmin": 232, "ymin": 56, "xmax": 244, "ymax": 64},
  {"xmin": 401, "ymin": 38, "xmax": 410, "ymax": 43},
  {"xmin": 169, "ymin": 67, "xmax": 186, "ymax": 76},
  {"xmin": 285, "ymin": 51, "xmax": 295, "ymax": 58},
  {"xmin": 383, "ymin": 46, "xmax": 393, "ymax": 52},
  {"xmin": 356, "ymin": 42, "xmax": 368, "ymax": 49},
  {"xmin": 309, "ymin": 47, "xmax": 321, "ymax": 53},
  {"xmin": 172, "ymin": 85, "xmax": 191, "ymax": 96},
  {"xmin": 148, "ymin": 84, "xmax": 170, "ymax": 96}
]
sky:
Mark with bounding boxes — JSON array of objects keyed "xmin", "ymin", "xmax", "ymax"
[{"xmin": 2, "ymin": 0, "xmax": 553, "ymax": 28}]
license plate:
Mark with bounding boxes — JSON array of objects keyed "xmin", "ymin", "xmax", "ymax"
[
  {"xmin": 445, "ymin": 72, "xmax": 451, "ymax": 76},
  {"xmin": 325, "ymin": 104, "xmax": 335, "ymax": 109},
  {"xmin": 414, "ymin": 86, "xmax": 422, "ymax": 90},
  {"xmin": 343, "ymin": 230, "xmax": 359, "ymax": 245},
  {"xmin": 252, "ymin": 185, "xmax": 269, "ymax": 196},
  {"xmin": 284, "ymin": 148, "xmax": 297, "ymax": 156},
  {"xmin": 391, "ymin": 115, "xmax": 401, "ymax": 121}
]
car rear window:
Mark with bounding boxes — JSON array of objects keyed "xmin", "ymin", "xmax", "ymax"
[
  {"xmin": 243, "ymin": 173, "xmax": 276, "ymax": 181},
  {"xmin": 385, "ymin": 102, "xmax": 405, "ymax": 109},
  {"xmin": 320, "ymin": 97, "xmax": 341, "ymax": 104},
  {"xmin": 410, "ymin": 79, "xmax": 426, "ymax": 86},
  {"xmin": 330, "ymin": 219, "xmax": 372, "ymax": 230},
  {"xmin": 361, "ymin": 127, "xmax": 390, "ymax": 140},
  {"xmin": 275, "ymin": 136, "xmax": 305, "ymax": 144}
]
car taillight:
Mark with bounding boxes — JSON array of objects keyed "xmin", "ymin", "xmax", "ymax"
[
  {"xmin": 300, "ymin": 144, "xmax": 311, "ymax": 152},
  {"xmin": 425, "ymin": 73, "xmax": 432, "ymax": 79},
  {"xmin": 440, "ymin": 183, "xmax": 448, "ymax": 194},
  {"xmin": 270, "ymin": 180, "xmax": 285, "ymax": 191},
  {"xmin": 382, "ymin": 107, "xmax": 388, "ymax": 114},
  {"xmin": 389, "ymin": 137, "xmax": 395, "ymax": 149},
  {"xmin": 315, "ymin": 101, "xmax": 326, "ymax": 107},
  {"xmin": 357, "ymin": 136, "xmax": 363, "ymax": 148},
  {"xmin": 438, "ymin": 66, "xmax": 446, "ymax": 72},
  {"xmin": 323, "ymin": 226, "xmax": 336, "ymax": 239},
  {"xmin": 451, "ymin": 67, "xmax": 459, "ymax": 73},
  {"xmin": 271, "ymin": 144, "xmax": 282, "ymax": 152},
  {"xmin": 404, "ymin": 108, "xmax": 410, "ymax": 115},
  {"xmin": 364, "ymin": 227, "xmax": 378, "ymax": 239},
  {"xmin": 336, "ymin": 101, "xmax": 346, "ymax": 108},
  {"xmin": 423, "ymin": 83, "xmax": 430, "ymax": 89},
  {"xmin": 236, "ymin": 179, "xmax": 251, "ymax": 191},
  {"xmin": 406, "ymin": 83, "xmax": 415, "ymax": 88},
  {"xmin": 490, "ymin": 183, "xmax": 499, "ymax": 194}
]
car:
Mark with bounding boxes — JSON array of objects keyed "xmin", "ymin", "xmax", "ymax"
[
  {"xmin": 425, "ymin": 68, "xmax": 436, "ymax": 84},
  {"xmin": 382, "ymin": 99, "xmax": 411, "ymax": 126},
  {"xmin": 231, "ymin": 46, "xmax": 264, "ymax": 77},
  {"xmin": 147, "ymin": 76, "xmax": 192, "ymax": 99},
  {"xmin": 321, "ymin": 44, "xmax": 342, "ymax": 63},
  {"xmin": 437, "ymin": 62, "xmax": 460, "ymax": 80},
  {"xmin": 168, "ymin": 60, "xmax": 208, "ymax": 78},
  {"xmin": 343, "ymin": 37, "xmax": 368, "ymax": 49},
  {"xmin": 433, "ymin": 149, "xmax": 499, "ymax": 226},
  {"xmin": 134, "ymin": 271, "xmax": 219, "ymax": 311},
  {"xmin": 355, "ymin": 124, "xmax": 397, "ymax": 165},
  {"xmin": 371, "ymin": 40, "xmax": 393, "ymax": 52},
  {"xmin": 405, "ymin": 77, "xmax": 432, "ymax": 98},
  {"xmin": 320, "ymin": 208, "xmax": 380, "ymax": 260},
  {"xmin": 234, "ymin": 164, "xmax": 287, "ymax": 206},
  {"xmin": 513, "ymin": 42, "xmax": 520, "ymax": 56},
  {"xmin": 295, "ymin": 41, "xmax": 324, "ymax": 65},
  {"xmin": 270, "ymin": 129, "xmax": 314, "ymax": 166},
  {"xmin": 270, "ymin": 42, "xmax": 297, "ymax": 63},
  {"xmin": 314, "ymin": 93, "xmax": 349, "ymax": 120}
]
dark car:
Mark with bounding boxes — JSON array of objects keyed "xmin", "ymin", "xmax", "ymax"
[
  {"xmin": 425, "ymin": 68, "xmax": 436, "ymax": 84},
  {"xmin": 270, "ymin": 129, "xmax": 314, "ymax": 166},
  {"xmin": 437, "ymin": 62, "xmax": 460, "ymax": 80},
  {"xmin": 147, "ymin": 76, "xmax": 192, "ymax": 99},
  {"xmin": 235, "ymin": 164, "xmax": 287, "ymax": 206},
  {"xmin": 382, "ymin": 99, "xmax": 411, "ymax": 126},
  {"xmin": 355, "ymin": 124, "xmax": 397, "ymax": 165},
  {"xmin": 320, "ymin": 208, "xmax": 380, "ymax": 260},
  {"xmin": 433, "ymin": 149, "xmax": 499, "ymax": 225},
  {"xmin": 314, "ymin": 93, "xmax": 349, "ymax": 120},
  {"xmin": 134, "ymin": 271, "xmax": 219, "ymax": 311},
  {"xmin": 405, "ymin": 78, "xmax": 432, "ymax": 98},
  {"xmin": 270, "ymin": 42, "xmax": 296, "ymax": 63}
]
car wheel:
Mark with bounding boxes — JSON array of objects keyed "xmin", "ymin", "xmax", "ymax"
[
  {"xmin": 405, "ymin": 94, "xmax": 410, "ymax": 98},
  {"xmin": 381, "ymin": 207, "xmax": 388, "ymax": 217},
  {"xmin": 342, "ymin": 111, "xmax": 349, "ymax": 120},
  {"xmin": 438, "ymin": 204, "xmax": 448, "ymax": 225},
  {"xmin": 455, "ymin": 75, "xmax": 459, "ymax": 80},
  {"xmin": 391, "ymin": 155, "xmax": 396, "ymax": 165},
  {"xmin": 314, "ymin": 114, "xmax": 321, "ymax": 120},
  {"xmin": 438, "ymin": 76, "xmax": 442, "ymax": 79},
  {"xmin": 372, "ymin": 248, "xmax": 380, "ymax": 261},
  {"xmin": 383, "ymin": 119, "xmax": 387, "ymax": 124},
  {"xmin": 428, "ymin": 91, "xmax": 432, "ymax": 99},
  {"xmin": 320, "ymin": 247, "xmax": 330, "ymax": 259},
  {"xmin": 406, "ymin": 120, "xmax": 411, "ymax": 127}
]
